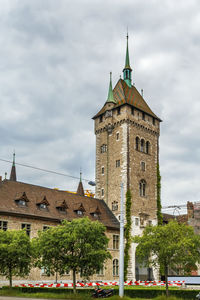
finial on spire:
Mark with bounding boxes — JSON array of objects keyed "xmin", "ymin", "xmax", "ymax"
[
  {"xmin": 123, "ymin": 33, "xmax": 132, "ymax": 87},
  {"xmin": 13, "ymin": 151, "xmax": 15, "ymax": 166},
  {"xmin": 80, "ymin": 168, "xmax": 82, "ymax": 182},
  {"xmin": 106, "ymin": 72, "xmax": 116, "ymax": 104}
]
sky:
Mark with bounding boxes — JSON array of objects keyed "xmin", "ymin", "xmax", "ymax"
[{"xmin": 0, "ymin": 0, "xmax": 200, "ymax": 215}]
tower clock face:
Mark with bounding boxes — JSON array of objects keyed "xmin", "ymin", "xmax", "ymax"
[{"xmin": 105, "ymin": 110, "xmax": 112, "ymax": 118}]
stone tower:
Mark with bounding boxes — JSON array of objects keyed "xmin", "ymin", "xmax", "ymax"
[{"xmin": 93, "ymin": 35, "xmax": 161, "ymax": 281}]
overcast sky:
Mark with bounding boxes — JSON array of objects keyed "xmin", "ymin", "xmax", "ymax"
[{"xmin": 0, "ymin": 0, "xmax": 199, "ymax": 214}]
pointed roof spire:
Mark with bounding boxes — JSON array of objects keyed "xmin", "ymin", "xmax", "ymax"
[
  {"xmin": 10, "ymin": 152, "xmax": 17, "ymax": 181},
  {"xmin": 77, "ymin": 169, "xmax": 84, "ymax": 196},
  {"xmin": 106, "ymin": 72, "xmax": 116, "ymax": 104},
  {"xmin": 124, "ymin": 32, "xmax": 131, "ymax": 70}
]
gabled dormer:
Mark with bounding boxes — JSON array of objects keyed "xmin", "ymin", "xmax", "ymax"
[
  {"xmin": 15, "ymin": 192, "xmax": 29, "ymax": 207},
  {"xmin": 56, "ymin": 200, "xmax": 68, "ymax": 213},
  {"xmin": 74, "ymin": 203, "xmax": 86, "ymax": 216},
  {"xmin": 36, "ymin": 196, "xmax": 49, "ymax": 210}
]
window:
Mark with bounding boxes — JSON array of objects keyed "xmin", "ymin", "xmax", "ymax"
[
  {"xmin": 131, "ymin": 107, "xmax": 134, "ymax": 115},
  {"xmin": 116, "ymin": 132, "xmax": 119, "ymax": 140},
  {"xmin": 41, "ymin": 267, "xmax": 49, "ymax": 276},
  {"xmin": 141, "ymin": 139, "xmax": 145, "ymax": 152},
  {"xmin": 77, "ymin": 210, "xmax": 83, "ymax": 216},
  {"xmin": 40, "ymin": 203, "xmax": 47, "ymax": 209},
  {"xmin": 112, "ymin": 201, "xmax": 118, "ymax": 211},
  {"xmin": 136, "ymin": 137, "xmax": 140, "ymax": 151},
  {"xmin": 100, "ymin": 144, "xmax": 107, "ymax": 153},
  {"xmin": 139, "ymin": 180, "xmax": 146, "ymax": 197},
  {"xmin": 148, "ymin": 220, "xmax": 152, "ymax": 226},
  {"xmin": 99, "ymin": 115, "xmax": 103, "ymax": 123},
  {"xmin": 113, "ymin": 235, "xmax": 119, "ymax": 250},
  {"xmin": 142, "ymin": 112, "xmax": 145, "ymax": 120},
  {"xmin": 113, "ymin": 259, "xmax": 119, "ymax": 276},
  {"xmin": 117, "ymin": 107, "xmax": 121, "ymax": 115},
  {"xmin": 141, "ymin": 162, "xmax": 145, "ymax": 171},
  {"xmin": 135, "ymin": 218, "xmax": 139, "ymax": 226},
  {"xmin": 97, "ymin": 266, "xmax": 104, "ymax": 276},
  {"xmin": 146, "ymin": 141, "xmax": 150, "ymax": 154},
  {"xmin": 101, "ymin": 188, "xmax": 104, "ymax": 197},
  {"xmin": 0, "ymin": 220, "xmax": 7, "ymax": 231},
  {"xmin": 116, "ymin": 160, "xmax": 120, "ymax": 168},
  {"xmin": 43, "ymin": 226, "xmax": 50, "ymax": 231},
  {"xmin": 21, "ymin": 223, "xmax": 31, "ymax": 236},
  {"xmin": 152, "ymin": 117, "xmax": 155, "ymax": 125},
  {"xmin": 18, "ymin": 199, "xmax": 26, "ymax": 206},
  {"xmin": 101, "ymin": 167, "xmax": 104, "ymax": 175}
]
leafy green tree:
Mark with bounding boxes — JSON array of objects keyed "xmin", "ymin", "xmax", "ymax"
[
  {"xmin": 0, "ymin": 229, "xmax": 32, "ymax": 287},
  {"xmin": 33, "ymin": 217, "xmax": 111, "ymax": 293},
  {"xmin": 124, "ymin": 189, "xmax": 132, "ymax": 280},
  {"xmin": 133, "ymin": 221, "xmax": 200, "ymax": 296}
]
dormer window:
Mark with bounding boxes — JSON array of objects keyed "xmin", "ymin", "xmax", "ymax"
[
  {"xmin": 37, "ymin": 196, "xmax": 50, "ymax": 210},
  {"xmin": 15, "ymin": 192, "xmax": 29, "ymax": 207},
  {"xmin": 56, "ymin": 200, "xmax": 68, "ymax": 213},
  {"xmin": 74, "ymin": 203, "xmax": 85, "ymax": 216},
  {"xmin": 90, "ymin": 206, "xmax": 101, "ymax": 218}
]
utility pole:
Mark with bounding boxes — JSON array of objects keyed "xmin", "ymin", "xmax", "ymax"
[{"xmin": 119, "ymin": 182, "xmax": 124, "ymax": 297}]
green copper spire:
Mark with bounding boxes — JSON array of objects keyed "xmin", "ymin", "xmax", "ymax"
[
  {"xmin": 106, "ymin": 72, "xmax": 116, "ymax": 104},
  {"xmin": 123, "ymin": 33, "xmax": 132, "ymax": 87}
]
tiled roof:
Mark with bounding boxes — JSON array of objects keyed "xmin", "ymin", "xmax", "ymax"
[
  {"xmin": 93, "ymin": 79, "xmax": 161, "ymax": 121},
  {"xmin": 0, "ymin": 180, "xmax": 119, "ymax": 230}
]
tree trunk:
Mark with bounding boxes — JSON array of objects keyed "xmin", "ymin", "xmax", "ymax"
[
  {"xmin": 165, "ymin": 265, "xmax": 169, "ymax": 297},
  {"xmin": 72, "ymin": 269, "xmax": 76, "ymax": 294},
  {"xmin": 55, "ymin": 271, "xmax": 58, "ymax": 283},
  {"xmin": 9, "ymin": 266, "xmax": 12, "ymax": 288}
]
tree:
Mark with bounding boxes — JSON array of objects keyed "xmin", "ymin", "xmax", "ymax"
[
  {"xmin": 0, "ymin": 229, "xmax": 32, "ymax": 287},
  {"xmin": 133, "ymin": 221, "xmax": 200, "ymax": 296},
  {"xmin": 33, "ymin": 217, "xmax": 111, "ymax": 293},
  {"xmin": 124, "ymin": 189, "xmax": 132, "ymax": 280}
]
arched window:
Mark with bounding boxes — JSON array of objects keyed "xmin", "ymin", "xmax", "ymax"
[
  {"xmin": 136, "ymin": 137, "xmax": 140, "ymax": 151},
  {"xmin": 146, "ymin": 141, "xmax": 150, "ymax": 154},
  {"xmin": 141, "ymin": 139, "xmax": 145, "ymax": 152},
  {"xmin": 113, "ymin": 259, "xmax": 119, "ymax": 276},
  {"xmin": 139, "ymin": 179, "xmax": 146, "ymax": 197}
]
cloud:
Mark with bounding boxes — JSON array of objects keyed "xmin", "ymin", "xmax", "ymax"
[{"xmin": 0, "ymin": 0, "xmax": 200, "ymax": 211}]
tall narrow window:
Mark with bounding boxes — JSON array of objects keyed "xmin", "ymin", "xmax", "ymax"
[
  {"xmin": 101, "ymin": 167, "xmax": 104, "ymax": 175},
  {"xmin": 113, "ymin": 235, "xmax": 119, "ymax": 250},
  {"xmin": 116, "ymin": 132, "xmax": 119, "ymax": 140},
  {"xmin": 142, "ymin": 112, "xmax": 145, "ymax": 120},
  {"xmin": 141, "ymin": 162, "xmax": 145, "ymax": 171},
  {"xmin": 131, "ymin": 107, "xmax": 134, "ymax": 115},
  {"xmin": 146, "ymin": 141, "xmax": 150, "ymax": 154},
  {"xmin": 117, "ymin": 107, "xmax": 121, "ymax": 115},
  {"xmin": 101, "ymin": 188, "xmax": 104, "ymax": 197},
  {"xmin": 113, "ymin": 259, "xmax": 119, "ymax": 276},
  {"xmin": 136, "ymin": 137, "xmax": 140, "ymax": 151},
  {"xmin": 99, "ymin": 115, "xmax": 103, "ymax": 123},
  {"xmin": 141, "ymin": 139, "xmax": 145, "ymax": 152},
  {"xmin": 139, "ymin": 180, "xmax": 146, "ymax": 197}
]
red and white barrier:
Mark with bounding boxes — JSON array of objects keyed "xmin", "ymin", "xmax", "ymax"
[{"xmin": 15, "ymin": 280, "xmax": 185, "ymax": 288}]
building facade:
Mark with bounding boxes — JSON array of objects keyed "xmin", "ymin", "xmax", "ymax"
[
  {"xmin": 93, "ymin": 36, "xmax": 161, "ymax": 280},
  {"xmin": 0, "ymin": 176, "xmax": 120, "ymax": 283}
]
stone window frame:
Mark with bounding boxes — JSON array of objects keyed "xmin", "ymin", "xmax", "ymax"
[
  {"xmin": 113, "ymin": 259, "xmax": 119, "ymax": 276},
  {"xmin": 139, "ymin": 179, "xmax": 146, "ymax": 197},
  {"xmin": 140, "ymin": 139, "xmax": 145, "ymax": 152},
  {"xmin": 101, "ymin": 166, "xmax": 105, "ymax": 175},
  {"xmin": 112, "ymin": 201, "xmax": 118, "ymax": 211},
  {"xmin": 116, "ymin": 159, "xmax": 120, "ymax": 168},
  {"xmin": 141, "ymin": 161, "xmax": 146, "ymax": 171},
  {"xmin": 113, "ymin": 234, "xmax": 119, "ymax": 250},
  {"xmin": 0, "ymin": 220, "xmax": 8, "ymax": 231},
  {"xmin": 100, "ymin": 144, "xmax": 107, "ymax": 153},
  {"xmin": 101, "ymin": 188, "xmax": 104, "ymax": 197}
]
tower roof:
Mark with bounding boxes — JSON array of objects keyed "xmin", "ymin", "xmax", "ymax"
[
  {"xmin": 10, "ymin": 152, "xmax": 17, "ymax": 182},
  {"xmin": 93, "ymin": 79, "xmax": 161, "ymax": 121},
  {"xmin": 106, "ymin": 72, "xmax": 116, "ymax": 104},
  {"xmin": 76, "ymin": 171, "xmax": 84, "ymax": 196},
  {"xmin": 123, "ymin": 34, "xmax": 132, "ymax": 71}
]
